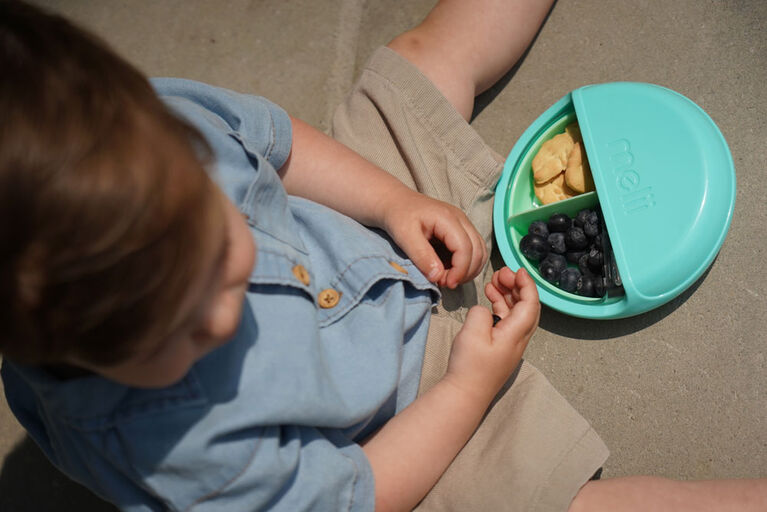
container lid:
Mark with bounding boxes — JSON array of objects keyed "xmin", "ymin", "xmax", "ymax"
[{"xmin": 573, "ymin": 82, "xmax": 735, "ymax": 303}]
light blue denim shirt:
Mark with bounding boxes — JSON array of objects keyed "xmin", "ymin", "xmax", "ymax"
[{"xmin": 2, "ymin": 78, "xmax": 439, "ymax": 511}]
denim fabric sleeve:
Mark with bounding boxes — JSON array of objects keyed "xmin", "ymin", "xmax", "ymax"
[{"xmin": 151, "ymin": 77, "xmax": 292, "ymax": 172}]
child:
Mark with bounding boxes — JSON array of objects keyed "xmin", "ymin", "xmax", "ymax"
[{"xmin": 1, "ymin": 1, "xmax": 765, "ymax": 511}]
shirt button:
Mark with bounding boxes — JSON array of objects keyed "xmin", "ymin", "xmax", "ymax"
[
  {"xmin": 389, "ymin": 261, "xmax": 408, "ymax": 274},
  {"xmin": 318, "ymin": 288, "xmax": 341, "ymax": 309},
  {"xmin": 292, "ymin": 265, "xmax": 311, "ymax": 286}
]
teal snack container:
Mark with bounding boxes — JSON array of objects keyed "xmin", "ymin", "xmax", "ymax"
[{"xmin": 493, "ymin": 82, "xmax": 735, "ymax": 319}]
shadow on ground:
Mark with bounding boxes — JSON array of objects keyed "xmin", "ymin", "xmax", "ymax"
[
  {"xmin": 539, "ymin": 263, "xmax": 713, "ymax": 340},
  {"xmin": 0, "ymin": 436, "xmax": 117, "ymax": 512},
  {"xmin": 489, "ymin": 232, "xmax": 717, "ymax": 340}
]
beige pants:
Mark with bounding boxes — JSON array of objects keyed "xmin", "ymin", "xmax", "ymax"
[{"xmin": 332, "ymin": 47, "xmax": 609, "ymax": 512}]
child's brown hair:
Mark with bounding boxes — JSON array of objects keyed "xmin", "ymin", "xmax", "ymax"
[{"xmin": 0, "ymin": 1, "xmax": 220, "ymax": 366}]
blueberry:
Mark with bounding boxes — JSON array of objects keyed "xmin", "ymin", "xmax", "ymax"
[
  {"xmin": 539, "ymin": 254, "xmax": 567, "ymax": 284},
  {"xmin": 547, "ymin": 232, "xmax": 566, "ymax": 254},
  {"xmin": 519, "ymin": 234, "xmax": 549, "ymax": 261},
  {"xmin": 538, "ymin": 262, "xmax": 559, "ymax": 284},
  {"xmin": 565, "ymin": 227, "xmax": 588, "ymax": 250},
  {"xmin": 593, "ymin": 276, "xmax": 605, "ymax": 297},
  {"xmin": 574, "ymin": 209, "xmax": 592, "ymax": 228},
  {"xmin": 559, "ymin": 268, "xmax": 581, "ymax": 293},
  {"xmin": 577, "ymin": 273, "xmax": 606, "ymax": 298},
  {"xmin": 577, "ymin": 274, "xmax": 595, "ymax": 297},
  {"xmin": 550, "ymin": 253, "xmax": 568, "ymax": 271},
  {"xmin": 547, "ymin": 213, "xmax": 571, "ymax": 233},
  {"xmin": 592, "ymin": 233, "xmax": 604, "ymax": 249},
  {"xmin": 578, "ymin": 253, "xmax": 593, "ymax": 276},
  {"xmin": 528, "ymin": 220, "xmax": 549, "ymax": 238},
  {"xmin": 583, "ymin": 221, "xmax": 599, "ymax": 238},
  {"xmin": 575, "ymin": 208, "xmax": 599, "ymax": 226},
  {"xmin": 566, "ymin": 250, "xmax": 587, "ymax": 264},
  {"xmin": 587, "ymin": 247, "xmax": 603, "ymax": 272}
]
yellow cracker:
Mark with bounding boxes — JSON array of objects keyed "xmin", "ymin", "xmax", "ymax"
[
  {"xmin": 534, "ymin": 172, "xmax": 578, "ymax": 205},
  {"xmin": 532, "ymin": 132, "xmax": 574, "ymax": 184},
  {"xmin": 565, "ymin": 141, "xmax": 595, "ymax": 193}
]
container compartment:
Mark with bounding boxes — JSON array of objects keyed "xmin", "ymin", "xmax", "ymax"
[
  {"xmin": 504, "ymin": 108, "xmax": 577, "ymax": 211},
  {"xmin": 505, "ymin": 192, "xmax": 621, "ymax": 305}
]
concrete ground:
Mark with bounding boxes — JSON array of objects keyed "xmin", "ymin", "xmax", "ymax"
[{"xmin": 1, "ymin": 0, "xmax": 765, "ymax": 510}]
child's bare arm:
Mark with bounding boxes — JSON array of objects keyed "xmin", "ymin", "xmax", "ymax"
[
  {"xmin": 361, "ymin": 268, "xmax": 540, "ymax": 512},
  {"xmin": 278, "ymin": 116, "xmax": 486, "ymax": 288}
]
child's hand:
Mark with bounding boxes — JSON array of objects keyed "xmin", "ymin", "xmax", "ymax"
[
  {"xmin": 443, "ymin": 267, "xmax": 540, "ymax": 402},
  {"xmin": 380, "ymin": 189, "xmax": 487, "ymax": 289}
]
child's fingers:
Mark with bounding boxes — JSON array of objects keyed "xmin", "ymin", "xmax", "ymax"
[
  {"xmin": 486, "ymin": 267, "xmax": 529, "ymax": 317},
  {"xmin": 489, "ymin": 267, "xmax": 525, "ymax": 310},
  {"xmin": 396, "ymin": 226, "xmax": 447, "ymax": 283},
  {"xmin": 484, "ymin": 281, "xmax": 510, "ymax": 317},
  {"xmin": 498, "ymin": 267, "xmax": 534, "ymax": 304},
  {"xmin": 492, "ymin": 288, "xmax": 540, "ymax": 347},
  {"xmin": 435, "ymin": 218, "xmax": 475, "ymax": 288},
  {"xmin": 514, "ymin": 268, "xmax": 539, "ymax": 304},
  {"xmin": 399, "ymin": 216, "xmax": 482, "ymax": 289},
  {"xmin": 458, "ymin": 217, "xmax": 488, "ymax": 281},
  {"xmin": 491, "ymin": 267, "xmax": 517, "ymax": 296},
  {"xmin": 489, "ymin": 268, "xmax": 540, "ymax": 342}
]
